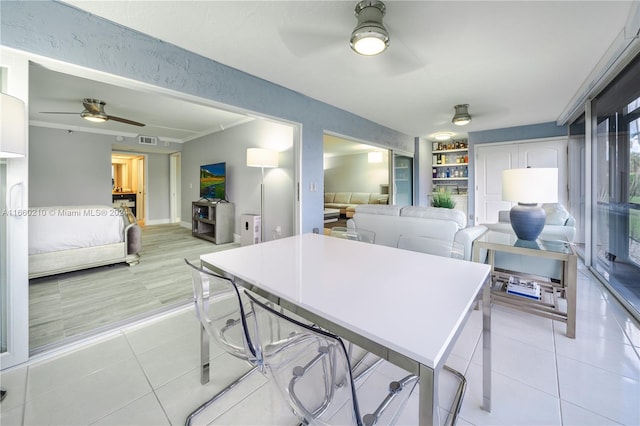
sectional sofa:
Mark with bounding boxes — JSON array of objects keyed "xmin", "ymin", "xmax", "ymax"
[{"xmin": 324, "ymin": 192, "xmax": 389, "ymax": 218}]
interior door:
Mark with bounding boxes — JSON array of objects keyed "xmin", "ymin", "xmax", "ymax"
[
  {"xmin": 518, "ymin": 138, "xmax": 569, "ymax": 206},
  {"xmin": 136, "ymin": 156, "xmax": 145, "ymax": 224},
  {"xmin": 475, "ymin": 144, "xmax": 517, "ymax": 224},
  {"xmin": 170, "ymin": 152, "xmax": 181, "ymax": 223},
  {"xmin": 475, "ymin": 137, "xmax": 568, "ymax": 225}
]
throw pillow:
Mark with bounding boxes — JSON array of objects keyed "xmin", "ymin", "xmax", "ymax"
[{"xmin": 543, "ymin": 203, "xmax": 570, "ymax": 225}]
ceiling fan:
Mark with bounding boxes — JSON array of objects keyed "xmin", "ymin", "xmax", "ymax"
[
  {"xmin": 277, "ymin": 1, "xmax": 425, "ymax": 76},
  {"xmin": 41, "ymin": 98, "xmax": 145, "ymax": 127}
]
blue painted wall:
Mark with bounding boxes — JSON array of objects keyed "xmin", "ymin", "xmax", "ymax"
[{"xmin": 1, "ymin": 0, "xmax": 414, "ymax": 232}]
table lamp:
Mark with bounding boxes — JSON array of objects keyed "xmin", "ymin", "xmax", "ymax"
[
  {"xmin": 247, "ymin": 148, "xmax": 278, "ymax": 242},
  {"xmin": 502, "ymin": 167, "xmax": 558, "ymax": 241}
]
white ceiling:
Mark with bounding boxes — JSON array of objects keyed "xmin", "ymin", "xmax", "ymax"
[
  {"xmin": 35, "ymin": 1, "xmax": 634, "ymax": 147},
  {"xmin": 29, "ymin": 63, "xmax": 253, "ymax": 143}
]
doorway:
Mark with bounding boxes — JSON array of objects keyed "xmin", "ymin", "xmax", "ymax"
[
  {"xmin": 112, "ymin": 152, "xmax": 146, "ymax": 225},
  {"xmin": 323, "ymin": 134, "xmax": 390, "ymax": 227}
]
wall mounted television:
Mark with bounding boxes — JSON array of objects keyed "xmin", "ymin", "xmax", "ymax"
[{"xmin": 200, "ymin": 162, "xmax": 226, "ymax": 200}]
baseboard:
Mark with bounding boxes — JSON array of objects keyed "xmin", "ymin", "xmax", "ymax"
[{"xmin": 145, "ymin": 218, "xmax": 173, "ymax": 226}]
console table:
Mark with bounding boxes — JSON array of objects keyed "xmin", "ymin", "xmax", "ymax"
[{"xmin": 473, "ymin": 230, "xmax": 577, "ymax": 338}]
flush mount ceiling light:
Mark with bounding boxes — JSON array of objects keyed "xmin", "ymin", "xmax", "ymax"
[
  {"xmin": 434, "ymin": 132, "xmax": 453, "ymax": 141},
  {"xmin": 452, "ymin": 104, "xmax": 472, "ymax": 126},
  {"xmin": 350, "ymin": 0, "xmax": 389, "ymax": 56}
]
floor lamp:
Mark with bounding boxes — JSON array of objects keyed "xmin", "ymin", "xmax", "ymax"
[{"xmin": 246, "ymin": 148, "xmax": 278, "ymax": 242}]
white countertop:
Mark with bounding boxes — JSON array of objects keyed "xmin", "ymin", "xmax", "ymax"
[{"xmin": 201, "ymin": 233, "xmax": 490, "ymax": 369}]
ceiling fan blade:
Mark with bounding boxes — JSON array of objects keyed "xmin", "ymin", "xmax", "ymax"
[
  {"xmin": 40, "ymin": 111, "xmax": 80, "ymax": 115},
  {"xmin": 278, "ymin": 26, "xmax": 345, "ymax": 58},
  {"xmin": 107, "ymin": 115, "xmax": 146, "ymax": 127}
]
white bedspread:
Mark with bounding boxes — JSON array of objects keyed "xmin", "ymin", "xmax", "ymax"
[{"xmin": 29, "ymin": 206, "xmax": 125, "ymax": 255}]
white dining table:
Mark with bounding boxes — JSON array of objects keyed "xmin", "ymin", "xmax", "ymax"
[{"xmin": 201, "ymin": 233, "xmax": 492, "ymax": 425}]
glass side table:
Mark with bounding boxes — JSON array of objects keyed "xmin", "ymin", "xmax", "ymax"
[{"xmin": 472, "ymin": 230, "xmax": 577, "ymax": 338}]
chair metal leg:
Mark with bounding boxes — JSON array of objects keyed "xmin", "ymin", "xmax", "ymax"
[
  {"xmin": 442, "ymin": 365, "xmax": 467, "ymax": 426},
  {"xmin": 351, "ymin": 352, "xmax": 384, "ymax": 384},
  {"xmin": 185, "ymin": 364, "xmax": 259, "ymax": 426},
  {"xmin": 200, "ymin": 324, "xmax": 210, "ymax": 385},
  {"xmin": 362, "ymin": 374, "xmax": 419, "ymax": 426}
]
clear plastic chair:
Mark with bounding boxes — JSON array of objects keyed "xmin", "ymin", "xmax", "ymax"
[
  {"xmin": 330, "ymin": 227, "xmax": 376, "ymax": 244},
  {"xmin": 397, "ymin": 235, "xmax": 465, "ymax": 259},
  {"xmin": 184, "ymin": 259, "xmax": 260, "ymax": 426},
  {"xmin": 245, "ymin": 290, "xmax": 418, "ymax": 426}
]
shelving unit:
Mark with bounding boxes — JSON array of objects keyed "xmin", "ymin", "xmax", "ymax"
[
  {"xmin": 192, "ymin": 200, "xmax": 234, "ymax": 244},
  {"xmin": 432, "ymin": 140, "xmax": 469, "ymax": 194}
]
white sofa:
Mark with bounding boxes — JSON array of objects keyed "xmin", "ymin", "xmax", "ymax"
[
  {"xmin": 346, "ymin": 204, "xmax": 487, "ymax": 261},
  {"xmin": 485, "ymin": 203, "xmax": 576, "ymax": 242}
]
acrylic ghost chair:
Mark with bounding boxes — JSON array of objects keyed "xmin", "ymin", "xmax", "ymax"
[
  {"xmin": 245, "ymin": 290, "xmax": 419, "ymax": 426},
  {"xmin": 184, "ymin": 258, "xmax": 261, "ymax": 426},
  {"xmin": 329, "ymin": 227, "xmax": 376, "ymax": 244}
]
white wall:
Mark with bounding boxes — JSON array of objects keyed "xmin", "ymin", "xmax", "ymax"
[
  {"xmin": 181, "ymin": 119, "xmax": 295, "ymax": 241},
  {"xmin": 29, "ymin": 126, "xmax": 174, "ymax": 223},
  {"xmin": 29, "ymin": 126, "xmax": 112, "ymax": 207},
  {"xmin": 324, "ymin": 152, "xmax": 389, "ymax": 194}
]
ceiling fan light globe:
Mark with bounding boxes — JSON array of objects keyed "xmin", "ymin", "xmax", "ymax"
[
  {"xmin": 351, "ymin": 32, "xmax": 388, "ymax": 55},
  {"xmin": 81, "ymin": 110, "xmax": 108, "ymax": 123},
  {"xmin": 453, "ymin": 117, "xmax": 471, "ymax": 126}
]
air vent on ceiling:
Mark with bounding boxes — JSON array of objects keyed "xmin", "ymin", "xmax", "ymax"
[{"xmin": 138, "ymin": 135, "xmax": 157, "ymax": 146}]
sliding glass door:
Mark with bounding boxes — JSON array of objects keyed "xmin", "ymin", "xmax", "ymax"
[
  {"xmin": 393, "ymin": 153, "xmax": 413, "ymax": 205},
  {"xmin": 0, "ymin": 50, "xmax": 30, "ymax": 369},
  {"xmin": 592, "ymin": 53, "xmax": 640, "ymax": 317}
]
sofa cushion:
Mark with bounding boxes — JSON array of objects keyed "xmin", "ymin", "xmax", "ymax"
[
  {"xmin": 334, "ymin": 192, "xmax": 352, "ymax": 204},
  {"xmin": 400, "ymin": 206, "xmax": 467, "ymax": 229},
  {"xmin": 543, "ymin": 203, "xmax": 570, "ymax": 225},
  {"xmin": 350, "ymin": 192, "xmax": 370, "ymax": 204},
  {"xmin": 355, "ymin": 204, "xmax": 402, "ymax": 216},
  {"xmin": 324, "ymin": 192, "xmax": 335, "ymax": 203}
]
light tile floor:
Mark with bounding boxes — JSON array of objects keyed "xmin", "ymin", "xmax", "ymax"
[{"xmin": 1, "ymin": 262, "xmax": 639, "ymax": 425}]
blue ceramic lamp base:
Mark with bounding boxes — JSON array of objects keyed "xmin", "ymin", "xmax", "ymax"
[{"xmin": 510, "ymin": 203, "xmax": 546, "ymax": 241}]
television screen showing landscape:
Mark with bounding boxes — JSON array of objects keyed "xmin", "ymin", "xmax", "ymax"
[{"xmin": 200, "ymin": 162, "xmax": 226, "ymax": 200}]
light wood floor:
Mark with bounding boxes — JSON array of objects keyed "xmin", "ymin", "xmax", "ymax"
[{"xmin": 28, "ymin": 224, "xmax": 239, "ymax": 352}]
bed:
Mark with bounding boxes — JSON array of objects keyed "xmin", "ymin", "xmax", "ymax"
[{"xmin": 28, "ymin": 205, "xmax": 141, "ymax": 279}]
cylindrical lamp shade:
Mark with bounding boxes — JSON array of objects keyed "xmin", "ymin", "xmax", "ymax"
[
  {"xmin": 246, "ymin": 148, "xmax": 278, "ymax": 168},
  {"xmin": 0, "ymin": 93, "xmax": 26, "ymax": 158},
  {"xmin": 502, "ymin": 168, "xmax": 558, "ymax": 204}
]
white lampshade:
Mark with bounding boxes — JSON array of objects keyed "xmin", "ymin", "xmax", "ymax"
[
  {"xmin": 0, "ymin": 93, "xmax": 26, "ymax": 158},
  {"xmin": 246, "ymin": 148, "xmax": 278, "ymax": 168},
  {"xmin": 502, "ymin": 168, "xmax": 558, "ymax": 204}
]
